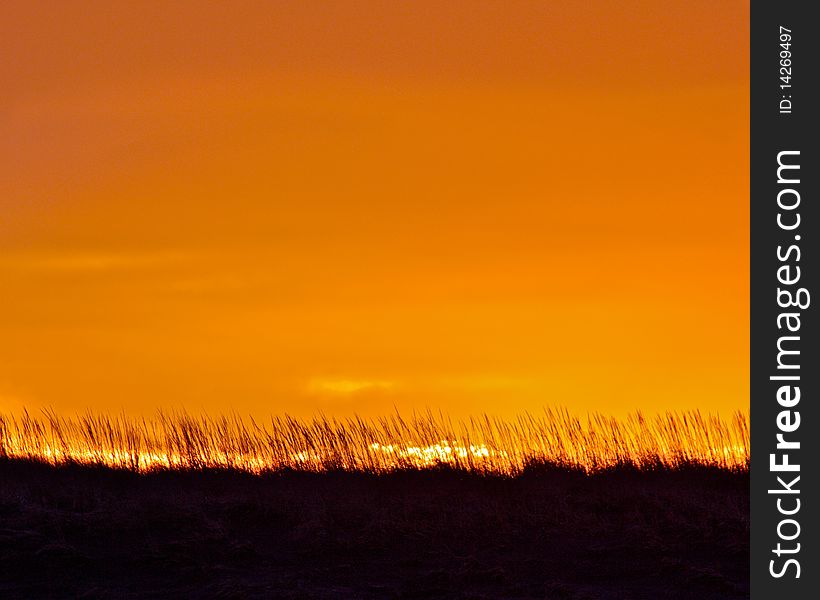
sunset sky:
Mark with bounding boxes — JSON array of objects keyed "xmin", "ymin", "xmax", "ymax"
[{"xmin": 1, "ymin": 1, "xmax": 749, "ymax": 419}]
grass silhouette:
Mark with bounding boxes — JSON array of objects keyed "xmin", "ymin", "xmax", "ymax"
[{"xmin": 0, "ymin": 408, "xmax": 749, "ymax": 475}]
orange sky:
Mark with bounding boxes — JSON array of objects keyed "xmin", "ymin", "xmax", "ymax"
[{"xmin": 0, "ymin": 1, "xmax": 749, "ymax": 419}]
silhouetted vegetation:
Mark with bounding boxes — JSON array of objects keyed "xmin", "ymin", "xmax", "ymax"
[
  {"xmin": 0, "ymin": 409, "xmax": 749, "ymax": 475},
  {"xmin": 0, "ymin": 410, "xmax": 749, "ymax": 598}
]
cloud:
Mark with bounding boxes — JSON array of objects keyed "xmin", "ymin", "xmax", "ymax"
[
  {"xmin": 0, "ymin": 252, "xmax": 187, "ymax": 273},
  {"xmin": 307, "ymin": 378, "xmax": 395, "ymax": 396}
]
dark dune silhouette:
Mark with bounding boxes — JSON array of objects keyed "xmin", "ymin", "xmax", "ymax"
[{"xmin": 0, "ymin": 459, "xmax": 747, "ymax": 599}]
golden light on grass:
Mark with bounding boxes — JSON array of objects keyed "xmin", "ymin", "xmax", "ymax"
[{"xmin": 0, "ymin": 409, "xmax": 749, "ymax": 475}]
